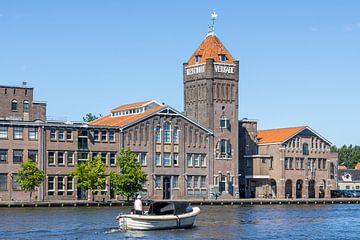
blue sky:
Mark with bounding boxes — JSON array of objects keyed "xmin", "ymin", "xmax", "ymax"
[{"xmin": 0, "ymin": 1, "xmax": 359, "ymax": 146}]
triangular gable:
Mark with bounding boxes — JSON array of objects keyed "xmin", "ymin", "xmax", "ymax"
[{"xmin": 283, "ymin": 126, "xmax": 332, "ymax": 146}]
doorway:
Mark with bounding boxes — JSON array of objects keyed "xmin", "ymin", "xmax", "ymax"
[
  {"xmin": 77, "ymin": 187, "xmax": 87, "ymax": 200},
  {"xmin": 163, "ymin": 176, "xmax": 171, "ymax": 199},
  {"xmin": 308, "ymin": 180, "xmax": 315, "ymax": 198},
  {"xmin": 296, "ymin": 180, "xmax": 303, "ymax": 199}
]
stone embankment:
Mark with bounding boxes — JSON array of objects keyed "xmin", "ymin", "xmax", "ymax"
[{"xmin": 1, "ymin": 198, "xmax": 360, "ymax": 208}]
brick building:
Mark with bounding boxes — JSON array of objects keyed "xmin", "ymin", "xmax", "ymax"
[
  {"xmin": 239, "ymin": 120, "xmax": 338, "ymax": 199},
  {"xmin": 0, "ymin": 25, "xmax": 338, "ymax": 201}
]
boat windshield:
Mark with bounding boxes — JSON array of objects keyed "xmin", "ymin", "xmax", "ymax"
[{"xmin": 148, "ymin": 202, "xmax": 193, "ymax": 215}]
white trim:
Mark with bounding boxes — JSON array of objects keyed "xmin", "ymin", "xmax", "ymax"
[
  {"xmin": 245, "ymin": 175, "xmax": 270, "ymax": 179},
  {"xmin": 244, "ymin": 155, "xmax": 272, "ymax": 158}
]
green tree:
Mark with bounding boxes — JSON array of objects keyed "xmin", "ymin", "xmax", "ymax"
[
  {"xmin": 110, "ymin": 148, "xmax": 147, "ymax": 201},
  {"xmin": 83, "ymin": 113, "xmax": 102, "ymax": 122},
  {"xmin": 331, "ymin": 145, "xmax": 360, "ymax": 168},
  {"xmin": 70, "ymin": 155, "xmax": 108, "ymax": 201},
  {"xmin": 16, "ymin": 160, "xmax": 45, "ymax": 202}
]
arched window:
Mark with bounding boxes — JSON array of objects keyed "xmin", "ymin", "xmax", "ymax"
[
  {"xmin": 155, "ymin": 126, "xmax": 161, "ymax": 142},
  {"xmin": 303, "ymin": 143, "xmax": 309, "ymax": 155},
  {"xmin": 218, "ymin": 139, "xmax": 232, "ymax": 158},
  {"xmin": 163, "ymin": 122, "xmax": 171, "ymax": 142},
  {"xmin": 11, "ymin": 99, "xmax": 17, "ymax": 112},
  {"xmin": 173, "ymin": 127, "xmax": 178, "ymax": 143},
  {"xmin": 23, "ymin": 100, "xmax": 29, "ymax": 113}
]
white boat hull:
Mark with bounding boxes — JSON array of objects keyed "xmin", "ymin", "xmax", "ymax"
[{"xmin": 118, "ymin": 207, "xmax": 200, "ymax": 230}]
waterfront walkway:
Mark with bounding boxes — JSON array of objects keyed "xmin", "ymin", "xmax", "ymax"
[{"xmin": 1, "ymin": 198, "xmax": 360, "ymax": 208}]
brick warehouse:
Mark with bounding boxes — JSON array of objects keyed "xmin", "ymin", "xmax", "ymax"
[{"xmin": 0, "ymin": 30, "xmax": 337, "ymax": 201}]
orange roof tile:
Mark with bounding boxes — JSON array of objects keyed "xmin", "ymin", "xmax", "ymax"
[
  {"xmin": 90, "ymin": 105, "xmax": 164, "ymax": 127},
  {"xmin": 257, "ymin": 126, "xmax": 305, "ymax": 144},
  {"xmin": 338, "ymin": 165, "xmax": 347, "ymax": 170},
  {"xmin": 187, "ymin": 34, "xmax": 235, "ymax": 65},
  {"xmin": 111, "ymin": 100, "xmax": 152, "ymax": 112},
  {"xmin": 355, "ymin": 162, "xmax": 360, "ymax": 170}
]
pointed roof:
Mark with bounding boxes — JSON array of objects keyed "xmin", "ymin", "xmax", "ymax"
[
  {"xmin": 187, "ymin": 34, "xmax": 235, "ymax": 65},
  {"xmin": 257, "ymin": 126, "xmax": 305, "ymax": 144}
]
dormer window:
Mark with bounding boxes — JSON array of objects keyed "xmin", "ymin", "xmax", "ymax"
[
  {"xmin": 195, "ymin": 55, "xmax": 202, "ymax": 64},
  {"xmin": 219, "ymin": 54, "xmax": 227, "ymax": 62}
]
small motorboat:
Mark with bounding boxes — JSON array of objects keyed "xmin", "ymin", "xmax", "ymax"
[{"xmin": 116, "ymin": 201, "xmax": 200, "ymax": 230}]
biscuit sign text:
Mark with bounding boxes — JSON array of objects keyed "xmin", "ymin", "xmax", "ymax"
[{"xmin": 186, "ymin": 65, "xmax": 205, "ymax": 75}]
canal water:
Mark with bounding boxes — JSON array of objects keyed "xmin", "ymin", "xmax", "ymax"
[{"xmin": 1, "ymin": 204, "xmax": 360, "ymax": 239}]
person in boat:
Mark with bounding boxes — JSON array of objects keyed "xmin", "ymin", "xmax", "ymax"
[{"xmin": 134, "ymin": 195, "xmax": 143, "ymax": 215}]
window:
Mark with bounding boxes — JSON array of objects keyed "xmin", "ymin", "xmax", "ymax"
[
  {"xmin": 137, "ymin": 152, "xmax": 147, "ymax": 166},
  {"xmin": 23, "ymin": 100, "xmax": 29, "ymax": 113},
  {"xmin": 13, "ymin": 127, "xmax": 23, "ymax": 139},
  {"xmin": 330, "ymin": 162, "xmax": 335, "ymax": 179},
  {"xmin": 219, "ymin": 54, "xmax": 227, "ymax": 62},
  {"xmin": 195, "ymin": 55, "xmax": 202, "ymax": 64},
  {"xmin": 163, "ymin": 153, "xmax": 171, "ymax": 166},
  {"xmin": 163, "ymin": 122, "xmax": 171, "ymax": 142},
  {"xmin": 94, "ymin": 130, "xmax": 99, "ymax": 141},
  {"xmin": 13, "ymin": 150, "xmax": 23, "ymax": 163},
  {"xmin": 78, "ymin": 152, "xmax": 89, "ymax": 162},
  {"xmin": 201, "ymin": 176, "xmax": 206, "ymax": 188},
  {"xmin": 322, "ymin": 158, "xmax": 326, "ymax": 170},
  {"xmin": 78, "ymin": 130, "xmax": 88, "ymax": 149},
  {"xmin": 11, "ymin": 99, "xmax": 17, "ymax": 112},
  {"xmin": 58, "ymin": 152, "xmax": 65, "ymax": 165},
  {"xmin": 58, "ymin": 177, "xmax": 64, "ymax": 195},
  {"xmin": 12, "ymin": 174, "xmax": 21, "ymax": 190},
  {"xmin": 28, "ymin": 127, "xmax": 38, "ymax": 140},
  {"xmin": 284, "ymin": 158, "xmax": 289, "ymax": 169},
  {"xmin": 67, "ymin": 152, "xmax": 74, "ymax": 165},
  {"xmin": 173, "ymin": 127, "xmax": 178, "ymax": 143},
  {"xmin": 194, "ymin": 154, "xmax": 200, "ymax": 166},
  {"xmin": 110, "ymin": 153, "xmax": 116, "ymax": 165},
  {"xmin": 155, "ymin": 176, "xmax": 161, "ymax": 188},
  {"xmin": 101, "ymin": 130, "xmax": 107, "ymax": 141},
  {"xmin": 109, "ymin": 130, "xmax": 115, "ymax": 142},
  {"xmin": 187, "ymin": 154, "xmax": 193, "ymax": 166},
  {"xmin": 194, "ymin": 176, "xmax": 199, "ymax": 188},
  {"xmin": 356, "ymin": 186, "xmax": 360, "ymax": 190},
  {"xmin": 219, "ymin": 139, "xmax": 231, "ymax": 158},
  {"xmin": 0, "ymin": 150, "xmax": 8, "ymax": 163},
  {"xmin": 172, "ymin": 176, "xmax": 178, "ymax": 188},
  {"xmin": 66, "ymin": 129, "xmax": 73, "ymax": 141},
  {"xmin": 28, "ymin": 150, "xmax": 38, "ymax": 162},
  {"xmin": 300, "ymin": 158, "xmax": 304, "ymax": 169},
  {"xmin": 67, "ymin": 176, "xmax": 74, "ymax": 195},
  {"xmin": 346, "ymin": 186, "xmax": 350, "ymax": 190},
  {"xmin": 201, "ymin": 154, "xmax": 206, "ymax": 167},
  {"xmin": 58, "ymin": 129, "xmax": 65, "ymax": 141},
  {"xmin": 289, "ymin": 158, "xmax": 293, "ymax": 169},
  {"xmin": 155, "ymin": 153, "xmax": 161, "ymax": 166},
  {"xmin": 173, "ymin": 153, "xmax": 178, "ymax": 166},
  {"xmin": 155, "ymin": 126, "xmax": 161, "ymax": 142},
  {"xmin": 270, "ymin": 158, "xmax": 273, "ymax": 169},
  {"xmin": 0, "ymin": 174, "xmax": 7, "ymax": 190},
  {"xmin": 101, "ymin": 152, "xmax": 107, "ymax": 164},
  {"xmin": 50, "ymin": 128, "xmax": 56, "ymax": 140},
  {"xmin": 0, "ymin": 126, "xmax": 8, "ymax": 139},
  {"xmin": 303, "ymin": 143, "xmax": 309, "ymax": 155},
  {"xmin": 48, "ymin": 176, "xmax": 54, "ymax": 195},
  {"xmin": 48, "ymin": 152, "xmax": 55, "ymax": 165},
  {"xmin": 220, "ymin": 115, "xmax": 229, "ymax": 129},
  {"xmin": 187, "ymin": 176, "xmax": 192, "ymax": 189}
]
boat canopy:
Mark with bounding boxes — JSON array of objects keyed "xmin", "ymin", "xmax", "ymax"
[{"xmin": 148, "ymin": 202, "xmax": 193, "ymax": 215}]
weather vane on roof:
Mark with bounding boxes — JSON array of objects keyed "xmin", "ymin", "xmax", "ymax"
[{"xmin": 208, "ymin": 10, "xmax": 218, "ymax": 35}]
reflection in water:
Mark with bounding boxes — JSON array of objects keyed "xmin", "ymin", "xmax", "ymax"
[{"xmin": 1, "ymin": 204, "xmax": 360, "ymax": 239}]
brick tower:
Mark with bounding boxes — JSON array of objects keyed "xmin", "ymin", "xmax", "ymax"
[{"xmin": 183, "ymin": 27, "xmax": 239, "ymax": 197}]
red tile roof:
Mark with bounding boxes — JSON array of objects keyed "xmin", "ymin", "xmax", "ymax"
[
  {"xmin": 338, "ymin": 165, "xmax": 347, "ymax": 170},
  {"xmin": 187, "ymin": 34, "xmax": 235, "ymax": 65},
  {"xmin": 111, "ymin": 100, "xmax": 152, "ymax": 112},
  {"xmin": 90, "ymin": 105, "xmax": 164, "ymax": 127},
  {"xmin": 257, "ymin": 126, "xmax": 305, "ymax": 144},
  {"xmin": 355, "ymin": 162, "xmax": 360, "ymax": 170}
]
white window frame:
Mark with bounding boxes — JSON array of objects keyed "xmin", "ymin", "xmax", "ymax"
[
  {"xmin": 173, "ymin": 153, "xmax": 179, "ymax": 166},
  {"xmin": 58, "ymin": 129, "xmax": 65, "ymax": 141},
  {"xmin": 50, "ymin": 128, "xmax": 57, "ymax": 140},
  {"xmin": 109, "ymin": 130, "xmax": 115, "ymax": 142},
  {"xmin": 187, "ymin": 154, "xmax": 193, "ymax": 167},
  {"xmin": 66, "ymin": 129, "xmax": 73, "ymax": 141},
  {"xmin": 13, "ymin": 127, "xmax": 23, "ymax": 140},
  {"xmin": 58, "ymin": 151, "xmax": 65, "ymax": 165},
  {"xmin": 0, "ymin": 126, "xmax": 8, "ymax": 139},
  {"xmin": 155, "ymin": 153, "xmax": 161, "ymax": 166},
  {"xmin": 67, "ymin": 151, "xmax": 74, "ymax": 166},
  {"xmin": 28, "ymin": 127, "xmax": 38, "ymax": 140},
  {"xmin": 163, "ymin": 152, "xmax": 171, "ymax": 166}
]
